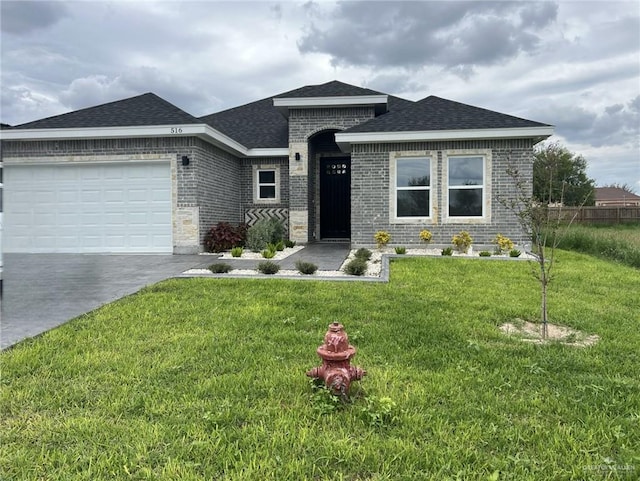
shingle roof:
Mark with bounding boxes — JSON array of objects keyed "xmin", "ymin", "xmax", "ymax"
[
  {"xmin": 595, "ymin": 187, "xmax": 640, "ymax": 202},
  {"xmin": 11, "ymin": 93, "xmax": 200, "ymax": 129},
  {"xmin": 343, "ymin": 95, "xmax": 551, "ymax": 133},
  {"xmin": 273, "ymin": 80, "xmax": 385, "ymax": 98},
  {"xmin": 199, "ymin": 81, "xmax": 415, "ymax": 148},
  {"xmin": 199, "ymin": 97, "xmax": 289, "ymax": 149}
]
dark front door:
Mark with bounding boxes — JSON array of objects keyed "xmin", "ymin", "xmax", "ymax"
[{"xmin": 320, "ymin": 157, "xmax": 351, "ymax": 239}]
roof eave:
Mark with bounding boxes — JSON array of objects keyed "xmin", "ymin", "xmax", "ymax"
[
  {"xmin": 273, "ymin": 95, "xmax": 388, "ymax": 118},
  {"xmin": 335, "ymin": 126, "xmax": 555, "ymax": 152},
  {"xmin": 0, "ymin": 125, "xmax": 290, "ymax": 158}
]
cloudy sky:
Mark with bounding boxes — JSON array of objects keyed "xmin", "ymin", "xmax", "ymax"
[{"xmin": 1, "ymin": 0, "xmax": 639, "ymax": 188}]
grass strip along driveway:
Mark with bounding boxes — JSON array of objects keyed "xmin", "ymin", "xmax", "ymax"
[{"xmin": 1, "ymin": 251, "xmax": 639, "ymax": 480}]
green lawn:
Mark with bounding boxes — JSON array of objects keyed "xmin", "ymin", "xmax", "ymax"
[{"xmin": 2, "ymin": 251, "xmax": 639, "ymax": 480}]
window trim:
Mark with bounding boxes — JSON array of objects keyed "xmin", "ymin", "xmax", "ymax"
[
  {"xmin": 253, "ymin": 165, "xmax": 280, "ymax": 204},
  {"xmin": 389, "ymin": 151, "xmax": 436, "ymax": 224},
  {"xmin": 442, "ymin": 150, "xmax": 491, "ymax": 224}
]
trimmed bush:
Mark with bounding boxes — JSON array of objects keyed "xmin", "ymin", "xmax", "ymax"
[
  {"xmin": 509, "ymin": 249, "xmax": 522, "ymax": 258},
  {"xmin": 295, "ymin": 260, "xmax": 318, "ymax": 275},
  {"xmin": 208, "ymin": 263, "xmax": 232, "ymax": 274},
  {"xmin": 257, "ymin": 261, "xmax": 280, "ymax": 275},
  {"xmin": 246, "ymin": 218, "xmax": 285, "ymax": 251},
  {"xmin": 441, "ymin": 247, "xmax": 453, "ymax": 256},
  {"xmin": 354, "ymin": 248, "xmax": 372, "ymax": 261},
  {"xmin": 231, "ymin": 247, "xmax": 243, "ymax": 257},
  {"xmin": 374, "ymin": 231, "xmax": 391, "ymax": 248},
  {"xmin": 479, "ymin": 251, "xmax": 492, "ymax": 257},
  {"xmin": 275, "ymin": 240, "xmax": 285, "ymax": 251},
  {"xmin": 395, "ymin": 246, "xmax": 407, "ymax": 254},
  {"xmin": 203, "ymin": 222, "xmax": 247, "ymax": 253},
  {"xmin": 284, "ymin": 240, "xmax": 296, "ymax": 248},
  {"xmin": 344, "ymin": 258, "xmax": 368, "ymax": 276},
  {"xmin": 261, "ymin": 248, "xmax": 276, "ymax": 259},
  {"xmin": 452, "ymin": 231, "xmax": 473, "ymax": 253}
]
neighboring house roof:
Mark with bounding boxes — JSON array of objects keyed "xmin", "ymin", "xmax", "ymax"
[
  {"xmin": 595, "ymin": 187, "xmax": 640, "ymax": 202},
  {"xmin": 342, "ymin": 95, "xmax": 551, "ymax": 133},
  {"xmin": 9, "ymin": 93, "xmax": 200, "ymax": 129}
]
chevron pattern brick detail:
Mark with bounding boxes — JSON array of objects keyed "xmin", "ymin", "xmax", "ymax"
[{"xmin": 245, "ymin": 208, "xmax": 290, "ymax": 235}]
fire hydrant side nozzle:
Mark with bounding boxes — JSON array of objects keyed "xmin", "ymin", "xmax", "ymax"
[{"xmin": 306, "ymin": 322, "xmax": 366, "ymax": 395}]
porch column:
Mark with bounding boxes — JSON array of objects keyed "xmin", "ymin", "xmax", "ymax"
[{"xmin": 289, "ymin": 142, "xmax": 309, "ymax": 243}]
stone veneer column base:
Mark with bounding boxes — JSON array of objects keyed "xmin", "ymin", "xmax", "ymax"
[
  {"xmin": 289, "ymin": 210, "xmax": 309, "ymax": 243},
  {"xmin": 173, "ymin": 206, "xmax": 201, "ymax": 254}
]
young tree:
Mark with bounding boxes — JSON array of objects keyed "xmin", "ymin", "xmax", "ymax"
[
  {"xmin": 534, "ymin": 142, "xmax": 596, "ymax": 206},
  {"xmin": 501, "ymin": 157, "xmax": 582, "ymax": 339}
]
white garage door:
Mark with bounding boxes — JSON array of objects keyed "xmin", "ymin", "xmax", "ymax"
[{"xmin": 4, "ymin": 162, "xmax": 172, "ymax": 253}]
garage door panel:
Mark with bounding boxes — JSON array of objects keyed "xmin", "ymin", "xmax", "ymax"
[{"xmin": 5, "ymin": 162, "xmax": 172, "ymax": 253}]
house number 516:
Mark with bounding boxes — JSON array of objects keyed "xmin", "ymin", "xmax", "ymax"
[{"xmin": 170, "ymin": 127, "xmax": 183, "ymax": 134}]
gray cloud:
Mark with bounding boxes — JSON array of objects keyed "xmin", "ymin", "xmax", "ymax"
[
  {"xmin": 298, "ymin": 1, "xmax": 558, "ymax": 71},
  {"xmin": 0, "ymin": 0, "xmax": 69, "ymax": 34}
]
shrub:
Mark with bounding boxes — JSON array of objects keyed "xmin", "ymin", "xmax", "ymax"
[
  {"xmin": 354, "ymin": 248, "xmax": 372, "ymax": 261},
  {"xmin": 203, "ymin": 222, "xmax": 247, "ymax": 253},
  {"xmin": 344, "ymin": 258, "xmax": 368, "ymax": 276},
  {"xmin": 246, "ymin": 218, "xmax": 285, "ymax": 251},
  {"xmin": 374, "ymin": 231, "xmax": 391, "ymax": 249},
  {"xmin": 419, "ymin": 229, "xmax": 433, "ymax": 243},
  {"xmin": 257, "ymin": 261, "xmax": 280, "ymax": 275},
  {"xmin": 452, "ymin": 231, "xmax": 473, "ymax": 253},
  {"xmin": 441, "ymin": 247, "xmax": 453, "ymax": 256},
  {"xmin": 275, "ymin": 240, "xmax": 285, "ymax": 251},
  {"xmin": 284, "ymin": 239, "xmax": 296, "ymax": 248},
  {"xmin": 295, "ymin": 260, "xmax": 318, "ymax": 275},
  {"xmin": 261, "ymin": 248, "xmax": 276, "ymax": 259},
  {"xmin": 479, "ymin": 251, "xmax": 492, "ymax": 257},
  {"xmin": 395, "ymin": 246, "xmax": 407, "ymax": 254},
  {"xmin": 230, "ymin": 246, "xmax": 243, "ymax": 257},
  {"xmin": 493, "ymin": 233, "xmax": 514, "ymax": 254},
  {"xmin": 208, "ymin": 263, "xmax": 232, "ymax": 274},
  {"xmin": 509, "ymin": 249, "xmax": 522, "ymax": 258}
]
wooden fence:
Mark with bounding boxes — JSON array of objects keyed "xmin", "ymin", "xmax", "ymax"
[{"xmin": 549, "ymin": 206, "xmax": 640, "ymax": 225}]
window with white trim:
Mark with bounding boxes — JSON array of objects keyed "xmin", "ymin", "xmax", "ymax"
[
  {"xmin": 447, "ymin": 156, "xmax": 484, "ymax": 217},
  {"xmin": 394, "ymin": 157, "xmax": 431, "ymax": 219},
  {"xmin": 254, "ymin": 166, "xmax": 280, "ymax": 203}
]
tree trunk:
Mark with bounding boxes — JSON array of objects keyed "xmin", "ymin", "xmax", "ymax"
[{"xmin": 541, "ymin": 279, "xmax": 548, "ymax": 339}]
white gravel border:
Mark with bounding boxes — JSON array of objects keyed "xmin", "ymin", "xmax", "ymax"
[{"xmin": 183, "ymin": 246, "xmax": 535, "ymax": 280}]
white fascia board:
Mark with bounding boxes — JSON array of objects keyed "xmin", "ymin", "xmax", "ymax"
[
  {"xmin": 1, "ymin": 124, "xmax": 290, "ymax": 158},
  {"xmin": 273, "ymin": 95, "xmax": 388, "ymax": 109},
  {"xmin": 335, "ymin": 126, "xmax": 555, "ymax": 151},
  {"xmin": 245, "ymin": 148, "xmax": 289, "ymax": 157}
]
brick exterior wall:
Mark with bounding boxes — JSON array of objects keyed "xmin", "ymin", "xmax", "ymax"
[
  {"xmin": 287, "ymin": 107, "xmax": 375, "ymax": 242},
  {"xmin": 351, "ymin": 139, "xmax": 535, "ymax": 248}
]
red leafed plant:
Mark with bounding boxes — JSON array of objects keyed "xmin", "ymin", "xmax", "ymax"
[{"xmin": 203, "ymin": 222, "xmax": 248, "ymax": 252}]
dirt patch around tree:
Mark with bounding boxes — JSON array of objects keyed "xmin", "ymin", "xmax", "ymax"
[{"xmin": 499, "ymin": 319, "xmax": 600, "ymax": 347}]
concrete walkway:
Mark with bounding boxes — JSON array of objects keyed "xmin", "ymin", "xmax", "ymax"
[{"xmin": 0, "ymin": 243, "xmax": 351, "ymax": 350}]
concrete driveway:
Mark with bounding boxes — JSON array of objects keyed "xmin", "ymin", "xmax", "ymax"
[{"xmin": 1, "ymin": 254, "xmax": 209, "ymax": 350}]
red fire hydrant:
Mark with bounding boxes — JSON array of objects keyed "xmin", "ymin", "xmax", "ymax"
[{"xmin": 306, "ymin": 322, "xmax": 366, "ymax": 396}]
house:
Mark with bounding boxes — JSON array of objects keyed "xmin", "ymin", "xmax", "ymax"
[
  {"xmin": 594, "ymin": 187, "xmax": 640, "ymax": 207},
  {"xmin": 0, "ymin": 80, "xmax": 553, "ymax": 254}
]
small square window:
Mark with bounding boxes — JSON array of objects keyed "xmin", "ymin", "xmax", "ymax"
[{"xmin": 255, "ymin": 167, "xmax": 279, "ymax": 203}]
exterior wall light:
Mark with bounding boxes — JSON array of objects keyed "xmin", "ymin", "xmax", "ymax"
[
  {"xmin": 295, "ymin": 152, "xmax": 301, "ymax": 161},
  {"xmin": 181, "ymin": 155, "xmax": 190, "ymax": 166}
]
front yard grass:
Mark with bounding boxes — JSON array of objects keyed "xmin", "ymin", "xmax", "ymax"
[{"xmin": 1, "ymin": 251, "xmax": 639, "ymax": 480}]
